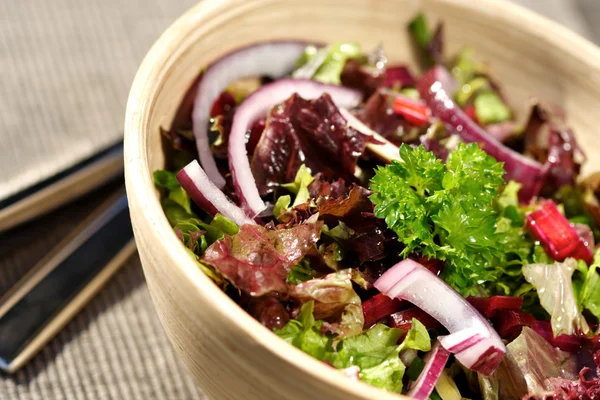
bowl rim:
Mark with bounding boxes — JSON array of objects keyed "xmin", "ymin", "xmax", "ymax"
[{"xmin": 124, "ymin": 0, "xmax": 600, "ymax": 398}]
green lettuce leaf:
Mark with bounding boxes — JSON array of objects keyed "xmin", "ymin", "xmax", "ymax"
[
  {"xmin": 398, "ymin": 318, "xmax": 431, "ymax": 352},
  {"xmin": 273, "ymin": 195, "xmax": 291, "ymax": 217},
  {"xmin": 451, "ymin": 47, "xmax": 481, "ymax": 85},
  {"xmin": 154, "ymin": 170, "xmax": 197, "ymax": 225},
  {"xmin": 523, "ymin": 258, "xmax": 590, "ymax": 337},
  {"xmin": 332, "ymin": 324, "xmax": 406, "ymax": 393},
  {"xmin": 281, "ymin": 164, "xmax": 315, "ymax": 207},
  {"xmin": 289, "ymin": 269, "xmax": 363, "ymax": 338},
  {"xmin": 474, "ymin": 91, "xmax": 512, "ymax": 125},
  {"xmin": 153, "ymin": 170, "xmax": 180, "ymax": 189},
  {"xmin": 209, "ymin": 213, "xmax": 239, "ymax": 236},
  {"xmin": 574, "ymin": 248, "xmax": 600, "ymax": 321},
  {"xmin": 294, "ymin": 43, "xmax": 362, "ymax": 85},
  {"xmin": 455, "ymin": 76, "xmax": 489, "ymax": 107},
  {"xmin": 275, "ymin": 302, "xmax": 408, "ymax": 392},
  {"xmin": 275, "ymin": 301, "xmax": 334, "ymax": 360},
  {"xmin": 287, "ymin": 258, "xmax": 316, "ymax": 285}
]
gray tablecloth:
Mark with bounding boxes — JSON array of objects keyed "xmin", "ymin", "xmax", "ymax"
[{"xmin": 0, "ymin": 0, "xmax": 598, "ymax": 399}]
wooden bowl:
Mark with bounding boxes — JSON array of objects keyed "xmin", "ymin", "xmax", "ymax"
[{"xmin": 124, "ymin": 0, "xmax": 600, "ymax": 399}]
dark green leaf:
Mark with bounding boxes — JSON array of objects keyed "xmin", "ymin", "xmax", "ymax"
[
  {"xmin": 153, "ymin": 170, "xmax": 180, "ymax": 189},
  {"xmin": 287, "ymin": 259, "xmax": 316, "ymax": 284},
  {"xmin": 408, "ymin": 13, "xmax": 431, "ymax": 48},
  {"xmin": 275, "ymin": 302, "xmax": 407, "ymax": 392},
  {"xmin": 210, "ymin": 214, "xmax": 239, "ymax": 236},
  {"xmin": 405, "ymin": 356, "xmax": 425, "ymax": 381},
  {"xmin": 162, "ymin": 198, "xmax": 196, "ymax": 226}
]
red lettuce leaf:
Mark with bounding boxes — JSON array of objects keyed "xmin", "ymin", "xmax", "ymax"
[
  {"xmin": 317, "ymin": 185, "xmax": 400, "ymax": 265},
  {"xmin": 202, "ymin": 222, "xmax": 322, "ymax": 296},
  {"xmin": 354, "ymin": 91, "xmax": 412, "ymax": 144},
  {"xmin": 317, "ymin": 185, "xmax": 373, "ymax": 219},
  {"xmin": 542, "ymin": 353, "xmax": 600, "ymax": 400},
  {"xmin": 340, "ymin": 58, "xmax": 385, "ymax": 98},
  {"xmin": 160, "ymin": 127, "xmax": 197, "ymax": 156},
  {"xmin": 523, "ymin": 102, "xmax": 586, "ymax": 192},
  {"xmin": 251, "ymin": 93, "xmax": 371, "ymax": 196},
  {"xmin": 308, "ymin": 173, "xmax": 351, "ymax": 200},
  {"xmin": 248, "ymin": 296, "xmax": 290, "ymax": 330}
]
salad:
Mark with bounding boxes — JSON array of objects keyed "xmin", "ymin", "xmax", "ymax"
[{"xmin": 153, "ymin": 13, "xmax": 600, "ymax": 400}]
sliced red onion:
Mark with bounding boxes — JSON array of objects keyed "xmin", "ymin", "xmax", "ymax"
[
  {"xmin": 374, "ymin": 259, "xmax": 506, "ymax": 376},
  {"xmin": 229, "ymin": 79, "xmax": 362, "ymax": 216},
  {"xmin": 192, "ymin": 42, "xmax": 308, "ymax": 189},
  {"xmin": 417, "ymin": 66, "xmax": 545, "ymax": 202},
  {"xmin": 339, "ymin": 108, "xmax": 400, "ymax": 163},
  {"xmin": 176, "ymin": 160, "xmax": 254, "ymax": 226},
  {"xmin": 406, "ymin": 340, "xmax": 450, "ymax": 400}
]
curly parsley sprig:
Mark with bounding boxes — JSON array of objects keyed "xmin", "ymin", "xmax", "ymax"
[{"xmin": 369, "ymin": 143, "xmax": 507, "ymax": 295}]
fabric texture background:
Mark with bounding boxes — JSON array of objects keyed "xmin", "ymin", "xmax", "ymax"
[{"xmin": 0, "ymin": 0, "xmax": 597, "ymax": 399}]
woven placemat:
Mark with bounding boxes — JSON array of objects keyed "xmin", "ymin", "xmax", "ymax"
[{"xmin": 0, "ymin": 0, "xmax": 597, "ymax": 399}]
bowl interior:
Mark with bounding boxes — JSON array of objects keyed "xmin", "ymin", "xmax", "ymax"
[{"xmin": 125, "ymin": 0, "xmax": 600, "ymax": 398}]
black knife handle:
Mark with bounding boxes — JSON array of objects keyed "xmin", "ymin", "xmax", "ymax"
[
  {"xmin": 0, "ymin": 192, "xmax": 135, "ymax": 373},
  {"xmin": 0, "ymin": 140, "xmax": 124, "ymax": 233}
]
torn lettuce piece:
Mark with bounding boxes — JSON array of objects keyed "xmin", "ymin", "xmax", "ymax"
[
  {"xmin": 451, "ymin": 47, "xmax": 481, "ymax": 84},
  {"xmin": 275, "ymin": 301, "xmax": 335, "ymax": 360},
  {"xmin": 490, "ymin": 327, "xmax": 577, "ymax": 399},
  {"xmin": 202, "ymin": 222, "xmax": 322, "ymax": 296},
  {"xmin": 455, "ymin": 76, "xmax": 489, "ymax": 107},
  {"xmin": 331, "ymin": 324, "xmax": 406, "ymax": 392},
  {"xmin": 289, "ymin": 269, "xmax": 363, "ymax": 338},
  {"xmin": 154, "ymin": 170, "xmax": 197, "ymax": 224},
  {"xmin": 474, "ymin": 91, "xmax": 512, "ymax": 125},
  {"xmin": 398, "ymin": 318, "xmax": 431, "ymax": 352},
  {"xmin": 209, "ymin": 213, "xmax": 239, "ymax": 236},
  {"xmin": 287, "ymin": 258, "xmax": 316, "ymax": 285},
  {"xmin": 174, "ymin": 214, "xmax": 236, "ymax": 245},
  {"xmin": 281, "ymin": 164, "xmax": 315, "ymax": 207},
  {"xmin": 183, "ymin": 247, "xmax": 226, "ymax": 287},
  {"xmin": 523, "ymin": 258, "xmax": 590, "ymax": 337},
  {"xmin": 273, "ymin": 195, "xmax": 291, "ymax": 217},
  {"xmin": 574, "ymin": 248, "xmax": 600, "ymax": 321},
  {"xmin": 275, "ymin": 302, "xmax": 409, "ymax": 392},
  {"xmin": 293, "ymin": 43, "xmax": 362, "ymax": 85},
  {"xmin": 161, "ymin": 198, "xmax": 196, "ymax": 226}
]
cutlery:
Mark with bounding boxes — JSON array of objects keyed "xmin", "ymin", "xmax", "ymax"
[
  {"xmin": 0, "ymin": 142, "xmax": 135, "ymax": 373},
  {"xmin": 0, "ymin": 140, "xmax": 124, "ymax": 233}
]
